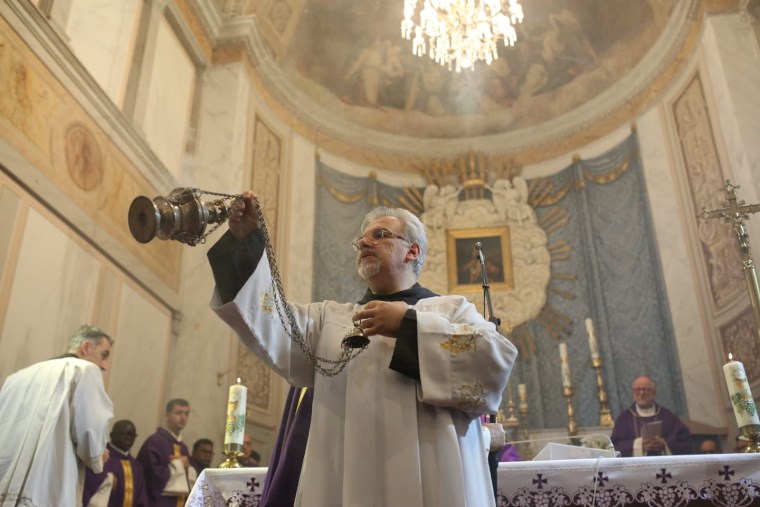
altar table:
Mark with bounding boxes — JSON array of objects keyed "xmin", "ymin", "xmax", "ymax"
[{"xmin": 186, "ymin": 454, "xmax": 760, "ymax": 507}]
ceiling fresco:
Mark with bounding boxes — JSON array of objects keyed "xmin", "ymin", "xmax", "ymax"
[
  {"xmin": 244, "ymin": 0, "xmax": 678, "ymax": 139},
  {"xmin": 290, "ymin": 0, "xmax": 674, "ymax": 138},
  {"xmin": 208, "ymin": 0, "xmax": 742, "ymax": 166}
]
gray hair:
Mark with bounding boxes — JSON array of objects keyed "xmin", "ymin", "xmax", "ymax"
[
  {"xmin": 66, "ymin": 324, "xmax": 113, "ymax": 353},
  {"xmin": 360, "ymin": 206, "xmax": 427, "ymax": 277}
]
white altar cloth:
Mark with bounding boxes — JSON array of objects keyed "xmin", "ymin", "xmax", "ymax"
[{"xmin": 186, "ymin": 454, "xmax": 760, "ymax": 507}]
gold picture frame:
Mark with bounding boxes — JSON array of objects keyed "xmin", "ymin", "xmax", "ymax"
[{"xmin": 446, "ymin": 227, "xmax": 514, "ymax": 293}]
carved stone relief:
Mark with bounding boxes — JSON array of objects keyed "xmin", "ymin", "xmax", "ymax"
[
  {"xmin": 720, "ymin": 306, "xmax": 760, "ymax": 385},
  {"xmin": 268, "ymin": 0, "xmax": 292, "ymax": 35},
  {"xmin": 64, "ymin": 122, "xmax": 103, "ymax": 191},
  {"xmin": 253, "ymin": 116, "xmax": 282, "ymax": 240},
  {"xmin": 673, "ymin": 73, "xmax": 744, "ymax": 311},
  {"xmin": 238, "ymin": 344, "xmax": 273, "ymax": 413}
]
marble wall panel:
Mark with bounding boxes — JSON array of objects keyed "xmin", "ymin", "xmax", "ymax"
[
  {"xmin": 108, "ymin": 283, "xmax": 172, "ymax": 452},
  {"xmin": 66, "ymin": 0, "xmax": 142, "ymax": 105},
  {"xmin": 0, "ymin": 208, "xmax": 100, "ymax": 382},
  {"xmin": 0, "ymin": 185, "xmax": 20, "ymax": 278},
  {"xmin": 142, "ymin": 16, "xmax": 196, "ymax": 178},
  {"xmin": 286, "ymin": 134, "xmax": 317, "ymax": 303}
]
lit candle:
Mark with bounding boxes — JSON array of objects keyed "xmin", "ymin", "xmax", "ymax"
[
  {"xmin": 723, "ymin": 354, "xmax": 760, "ymax": 429},
  {"xmin": 517, "ymin": 383, "xmax": 527, "ymax": 408},
  {"xmin": 585, "ymin": 318, "xmax": 600, "ymax": 360},
  {"xmin": 224, "ymin": 378, "xmax": 247, "ymax": 446},
  {"xmin": 559, "ymin": 342, "xmax": 572, "ymax": 388}
]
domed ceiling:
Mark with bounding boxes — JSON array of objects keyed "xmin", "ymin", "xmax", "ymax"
[{"xmin": 213, "ymin": 0, "xmax": 715, "ymax": 166}]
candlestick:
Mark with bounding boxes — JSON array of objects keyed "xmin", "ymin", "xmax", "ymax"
[
  {"xmin": 517, "ymin": 383, "xmax": 527, "ymax": 405},
  {"xmin": 563, "ymin": 385, "xmax": 578, "ymax": 436},
  {"xmin": 517, "ymin": 383, "xmax": 530, "ymax": 441},
  {"xmin": 591, "ymin": 356, "xmax": 614, "ymax": 426},
  {"xmin": 503, "ymin": 384, "xmax": 520, "ymax": 431},
  {"xmin": 586, "ymin": 318, "xmax": 600, "ymax": 360},
  {"xmin": 723, "ymin": 354, "xmax": 760, "ymax": 451},
  {"xmin": 220, "ymin": 378, "xmax": 247, "ymax": 468},
  {"xmin": 559, "ymin": 342, "xmax": 572, "ymax": 388}
]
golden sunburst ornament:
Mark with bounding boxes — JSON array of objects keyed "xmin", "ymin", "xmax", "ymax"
[{"xmin": 398, "ymin": 152, "xmax": 575, "ymax": 359}]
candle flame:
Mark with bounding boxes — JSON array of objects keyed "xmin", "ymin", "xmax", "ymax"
[
  {"xmin": 237, "ymin": 377, "xmax": 241, "ymax": 384},
  {"xmin": 729, "ymin": 353, "xmax": 733, "ymax": 361}
]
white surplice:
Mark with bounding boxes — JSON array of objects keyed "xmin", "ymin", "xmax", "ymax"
[
  {"xmin": 211, "ymin": 253, "xmax": 517, "ymax": 507},
  {"xmin": 0, "ymin": 357, "xmax": 114, "ymax": 507}
]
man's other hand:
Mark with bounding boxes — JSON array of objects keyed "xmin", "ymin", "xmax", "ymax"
[
  {"xmin": 352, "ymin": 301, "xmax": 409, "ymax": 338},
  {"xmin": 483, "ymin": 423, "xmax": 506, "ymax": 452}
]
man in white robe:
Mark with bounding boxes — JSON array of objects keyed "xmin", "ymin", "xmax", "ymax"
[
  {"xmin": 208, "ymin": 193, "xmax": 517, "ymax": 507},
  {"xmin": 0, "ymin": 325, "xmax": 114, "ymax": 507}
]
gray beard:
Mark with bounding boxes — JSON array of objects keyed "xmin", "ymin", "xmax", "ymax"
[{"xmin": 357, "ymin": 258, "xmax": 380, "ymax": 280}]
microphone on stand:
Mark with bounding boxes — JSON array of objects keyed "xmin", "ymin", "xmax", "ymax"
[
  {"xmin": 475, "ymin": 241, "xmax": 502, "ymax": 502},
  {"xmin": 475, "ymin": 242, "xmax": 500, "ymax": 329},
  {"xmin": 475, "ymin": 241, "xmax": 485, "ymax": 265}
]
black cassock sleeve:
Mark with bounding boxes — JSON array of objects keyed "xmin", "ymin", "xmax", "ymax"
[
  {"xmin": 207, "ymin": 230, "xmax": 266, "ymax": 304},
  {"xmin": 389, "ymin": 309, "xmax": 420, "ymax": 381}
]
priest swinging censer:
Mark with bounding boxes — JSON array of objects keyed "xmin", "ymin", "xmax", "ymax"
[{"xmin": 128, "ymin": 188, "xmax": 370, "ymax": 374}]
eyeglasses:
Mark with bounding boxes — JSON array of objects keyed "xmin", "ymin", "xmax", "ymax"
[
  {"xmin": 632, "ymin": 387, "xmax": 654, "ymax": 393},
  {"xmin": 351, "ymin": 228, "xmax": 408, "ymax": 251}
]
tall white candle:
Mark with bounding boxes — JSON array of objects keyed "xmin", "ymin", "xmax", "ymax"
[
  {"xmin": 585, "ymin": 318, "xmax": 600, "ymax": 360},
  {"xmin": 224, "ymin": 378, "xmax": 247, "ymax": 446},
  {"xmin": 517, "ymin": 383, "xmax": 527, "ymax": 406},
  {"xmin": 723, "ymin": 354, "xmax": 760, "ymax": 428},
  {"xmin": 559, "ymin": 342, "xmax": 572, "ymax": 388}
]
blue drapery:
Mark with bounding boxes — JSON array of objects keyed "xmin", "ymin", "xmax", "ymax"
[{"xmin": 312, "ymin": 132, "xmax": 686, "ymax": 429}]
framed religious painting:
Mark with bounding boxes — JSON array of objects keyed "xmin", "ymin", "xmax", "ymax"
[{"xmin": 446, "ymin": 227, "xmax": 514, "ymax": 293}]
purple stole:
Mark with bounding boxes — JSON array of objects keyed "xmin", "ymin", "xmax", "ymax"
[
  {"xmin": 82, "ymin": 443, "xmax": 147, "ymax": 507},
  {"xmin": 136, "ymin": 428, "xmax": 190, "ymax": 507}
]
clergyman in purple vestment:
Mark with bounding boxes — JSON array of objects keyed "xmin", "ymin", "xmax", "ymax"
[
  {"xmin": 136, "ymin": 400, "xmax": 193, "ymax": 507},
  {"xmin": 83, "ymin": 420, "xmax": 147, "ymax": 507},
  {"xmin": 610, "ymin": 376, "xmax": 691, "ymax": 457}
]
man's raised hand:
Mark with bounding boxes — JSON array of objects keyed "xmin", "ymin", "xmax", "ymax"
[{"xmin": 228, "ymin": 190, "xmax": 260, "ymax": 239}]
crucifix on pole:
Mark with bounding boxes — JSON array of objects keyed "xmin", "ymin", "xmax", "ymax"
[{"xmin": 699, "ymin": 180, "xmax": 760, "ymax": 340}]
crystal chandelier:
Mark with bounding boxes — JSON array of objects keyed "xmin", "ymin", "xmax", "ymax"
[{"xmin": 401, "ymin": 0, "xmax": 525, "ymax": 72}]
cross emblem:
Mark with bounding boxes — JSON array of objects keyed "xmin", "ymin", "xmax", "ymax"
[
  {"xmin": 656, "ymin": 468, "xmax": 672, "ymax": 484},
  {"xmin": 699, "ymin": 180, "xmax": 760, "ymax": 337},
  {"xmin": 719, "ymin": 466, "xmax": 735, "ymax": 481},
  {"xmin": 533, "ymin": 473, "xmax": 548, "ymax": 489},
  {"xmin": 699, "ymin": 180, "xmax": 760, "ymax": 225},
  {"xmin": 594, "ymin": 472, "xmax": 609, "ymax": 487},
  {"xmin": 247, "ymin": 477, "xmax": 260, "ymax": 492}
]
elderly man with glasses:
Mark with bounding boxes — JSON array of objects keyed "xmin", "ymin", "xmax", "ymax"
[
  {"xmin": 611, "ymin": 375, "xmax": 691, "ymax": 457},
  {"xmin": 207, "ymin": 192, "xmax": 517, "ymax": 507}
]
